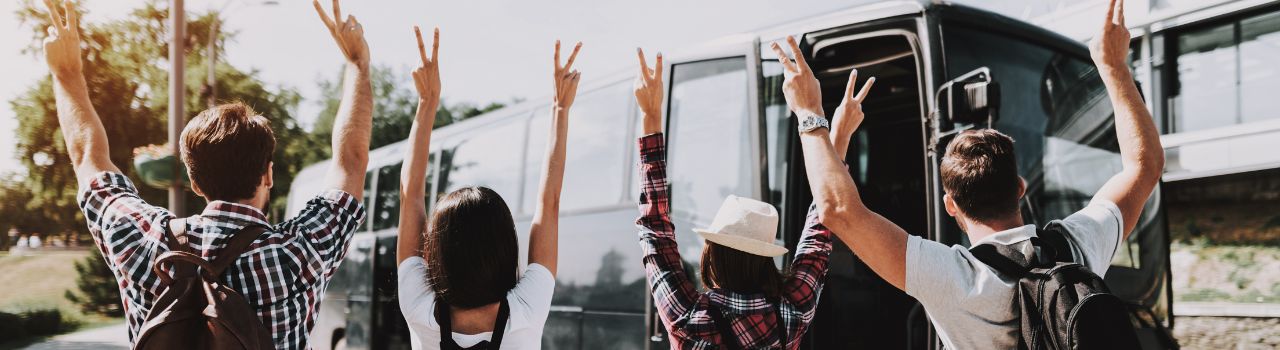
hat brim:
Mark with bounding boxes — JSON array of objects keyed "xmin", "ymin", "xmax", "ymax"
[{"xmin": 693, "ymin": 229, "xmax": 788, "ymax": 257}]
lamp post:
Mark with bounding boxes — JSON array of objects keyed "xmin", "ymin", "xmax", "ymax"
[{"xmin": 168, "ymin": 0, "xmax": 185, "ymax": 215}]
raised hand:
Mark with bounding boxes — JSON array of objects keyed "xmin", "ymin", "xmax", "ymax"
[
  {"xmin": 1090, "ymin": 0, "xmax": 1130, "ymax": 74},
  {"xmin": 770, "ymin": 36, "xmax": 824, "ymax": 118},
  {"xmin": 412, "ymin": 26, "xmax": 441, "ymax": 109},
  {"xmin": 313, "ymin": 0, "xmax": 370, "ymax": 68},
  {"xmin": 553, "ymin": 40, "xmax": 583, "ymax": 110},
  {"xmin": 42, "ymin": 0, "xmax": 82, "ymax": 78},
  {"xmin": 831, "ymin": 70, "xmax": 875, "ymax": 147},
  {"xmin": 635, "ymin": 48, "xmax": 664, "ymax": 135}
]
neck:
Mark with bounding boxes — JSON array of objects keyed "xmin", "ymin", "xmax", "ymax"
[{"xmin": 961, "ymin": 214, "xmax": 1025, "ymax": 244}]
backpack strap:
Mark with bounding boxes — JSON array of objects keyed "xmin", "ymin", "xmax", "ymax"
[
  {"xmin": 434, "ymin": 298, "xmax": 511, "ymax": 350},
  {"xmin": 969, "ymin": 241, "xmax": 1033, "ymax": 278},
  {"xmin": 163, "ymin": 216, "xmax": 197, "ymax": 280},
  {"xmin": 487, "ymin": 298, "xmax": 510, "ymax": 348},
  {"xmin": 210, "ymin": 224, "xmax": 269, "ymax": 276},
  {"xmin": 1034, "ymin": 221, "xmax": 1075, "ymax": 264}
]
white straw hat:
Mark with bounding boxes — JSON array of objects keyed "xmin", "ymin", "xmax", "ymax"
[{"xmin": 692, "ymin": 195, "xmax": 787, "ymax": 257}]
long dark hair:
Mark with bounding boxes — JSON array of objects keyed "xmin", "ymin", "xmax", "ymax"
[
  {"xmin": 424, "ymin": 186, "xmax": 519, "ymax": 309},
  {"xmin": 700, "ymin": 242, "xmax": 783, "ymax": 299}
]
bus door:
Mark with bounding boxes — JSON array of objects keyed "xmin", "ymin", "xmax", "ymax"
[
  {"xmin": 765, "ymin": 17, "xmax": 934, "ymax": 349},
  {"xmin": 937, "ymin": 14, "xmax": 1173, "ymax": 349},
  {"xmin": 648, "ymin": 36, "xmax": 767, "ymax": 350}
]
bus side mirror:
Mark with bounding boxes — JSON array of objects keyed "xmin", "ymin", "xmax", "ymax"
[{"xmin": 938, "ymin": 67, "xmax": 1001, "ymax": 125}]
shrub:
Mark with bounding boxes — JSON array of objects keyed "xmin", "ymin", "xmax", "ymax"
[{"xmin": 64, "ymin": 249, "xmax": 124, "ymax": 317}]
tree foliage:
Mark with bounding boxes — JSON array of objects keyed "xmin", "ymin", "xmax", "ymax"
[{"xmin": 64, "ymin": 249, "xmax": 123, "ymax": 317}]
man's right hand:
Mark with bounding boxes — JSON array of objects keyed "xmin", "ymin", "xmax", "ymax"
[
  {"xmin": 42, "ymin": 0, "xmax": 82, "ymax": 79},
  {"xmin": 1090, "ymin": 0, "xmax": 1130, "ymax": 76},
  {"xmin": 313, "ymin": 0, "xmax": 370, "ymax": 69},
  {"xmin": 634, "ymin": 48, "xmax": 663, "ymax": 135}
]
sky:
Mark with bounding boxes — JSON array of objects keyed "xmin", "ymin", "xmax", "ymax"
[{"xmin": 0, "ymin": 0, "xmax": 1099, "ymax": 176}]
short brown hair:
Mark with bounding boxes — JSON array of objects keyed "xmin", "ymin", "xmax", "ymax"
[
  {"xmin": 940, "ymin": 129, "xmax": 1021, "ymax": 222},
  {"xmin": 425, "ymin": 187, "xmax": 519, "ymax": 309},
  {"xmin": 700, "ymin": 243, "xmax": 782, "ymax": 298},
  {"xmin": 180, "ymin": 102, "xmax": 276, "ymax": 201}
]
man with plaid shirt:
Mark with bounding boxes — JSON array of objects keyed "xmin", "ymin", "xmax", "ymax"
[
  {"xmin": 631, "ymin": 50, "xmax": 840, "ymax": 350},
  {"xmin": 40, "ymin": 0, "xmax": 374, "ymax": 348}
]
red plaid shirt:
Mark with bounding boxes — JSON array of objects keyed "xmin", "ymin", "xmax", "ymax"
[
  {"xmin": 636, "ymin": 134, "xmax": 833, "ymax": 349},
  {"xmin": 77, "ymin": 172, "xmax": 365, "ymax": 350}
]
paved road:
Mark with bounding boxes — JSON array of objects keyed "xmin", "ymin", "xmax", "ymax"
[{"xmin": 21, "ymin": 323, "xmax": 128, "ymax": 350}]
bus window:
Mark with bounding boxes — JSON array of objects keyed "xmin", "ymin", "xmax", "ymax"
[
  {"xmin": 944, "ymin": 23, "xmax": 1169, "ymax": 322},
  {"xmin": 667, "ymin": 57, "xmax": 755, "ymax": 225},
  {"xmin": 372, "ymin": 163, "xmax": 402, "ymax": 231},
  {"xmin": 438, "ymin": 120, "xmax": 526, "ymax": 205},
  {"xmin": 523, "ymin": 81, "xmax": 633, "ymax": 214}
]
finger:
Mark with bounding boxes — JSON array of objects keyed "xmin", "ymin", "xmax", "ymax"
[
  {"xmin": 47, "ymin": 26, "xmax": 57, "ymax": 39},
  {"xmin": 854, "ymin": 77, "xmax": 877, "ymax": 102},
  {"xmin": 1104, "ymin": 0, "xmax": 1117, "ymax": 26},
  {"xmin": 415, "ymin": 26, "xmax": 429, "ymax": 66},
  {"xmin": 843, "ymin": 69, "xmax": 860, "ymax": 99},
  {"xmin": 313, "ymin": 0, "xmax": 335, "ymax": 29},
  {"xmin": 554, "ymin": 40, "xmax": 561, "ymax": 70},
  {"xmin": 563, "ymin": 42, "xmax": 582, "ymax": 72},
  {"xmin": 1116, "ymin": 0, "xmax": 1125, "ymax": 26},
  {"xmin": 787, "ymin": 36, "xmax": 809, "ymax": 71},
  {"xmin": 432, "ymin": 27, "xmax": 440, "ymax": 64},
  {"xmin": 769, "ymin": 42, "xmax": 795, "ymax": 72},
  {"xmin": 332, "ymin": 0, "xmax": 342, "ymax": 25},
  {"xmin": 43, "ymin": 0, "xmax": 63, "ymax": 28},
  {"xmin": 637, "ymin": 48, "xmax": 649, "ymax": 75},
  {"xmin": 654, "ymin": 53, "xmax": 664, "ymax": 80},
  {"xmin": 63, "ymin": 0, "xmax": 77, "ymax": 30}
]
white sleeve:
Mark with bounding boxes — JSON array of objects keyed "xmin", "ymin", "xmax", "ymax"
[
  {"xmin": 398, "ymin": 257, "xmax": 438, "ymax": 328},
  {"xmin": 905, "ymin": 235, "xmax": 979, "ymax": 310},
  {"xmin": 509, "ymin": 263, "xmax": 556, "ymax": 325},
  {"xmin": 1058, "ymin": 200, "xmax": 1124, "ymax": 276}
]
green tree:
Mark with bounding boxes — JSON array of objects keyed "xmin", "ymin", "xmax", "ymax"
[
  {"xmin": 310, "ymin": 65, "xmax": 516, "ymax": 153},
  {"xmin": 63, "ymin": 249, "xmax": 123, "ymax": 317}
]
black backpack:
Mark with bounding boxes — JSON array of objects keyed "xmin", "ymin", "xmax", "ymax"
[
  {"xmin": 134, "ymin": 217, "xmax": 274, "ymax": 350},
  {"xmin": 968, "ymin": 221, "xmax": 1141, "ymax": 350}
]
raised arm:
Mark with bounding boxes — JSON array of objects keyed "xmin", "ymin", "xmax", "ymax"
[
  {"xmin": 1089, "ymin": 0, "xmax": 1165, "ymax": 240},
  {"xmin": 313, "ymin": 0, "xmax": 373, "ymax": 198},
  {"xmin": 397, "ymin": 27, "xmax": 441, "ymax": 265},
  {"xmin": 772, "ymin": 37, "xmax": 911, "ymax": 290},
  {"xmin": 527, "ymin": 41, "xmax": 581, "ymax": 276},
  {"xmin": 42, "ymin": 0, "xmax": 120, "ymax": 185}
]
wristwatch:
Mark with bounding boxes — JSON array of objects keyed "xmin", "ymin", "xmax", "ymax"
[{"xmin": 796, "ymin": 111, "xmax": 830, "ymax": 133}]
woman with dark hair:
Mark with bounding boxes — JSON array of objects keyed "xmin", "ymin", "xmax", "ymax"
[
  {"xmin": 395, "ymin": 28, "xmax": 582, "ymax": 349},
  {"xmin": 631, "ymin": 48, "xmax": 872, "ymax": 349}
]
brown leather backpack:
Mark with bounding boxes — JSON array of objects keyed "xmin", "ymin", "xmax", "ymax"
[{"xmin": 133, "ymin": 217, "xmax": 275, "ymax": 350}]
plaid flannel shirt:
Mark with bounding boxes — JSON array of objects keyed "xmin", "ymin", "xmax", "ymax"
[
  {"xmin": 77, "ymin": 172, "xmax": 366, "ymax": 350},
  {"xmin": 635, "ymin": 134, "xmax": 833, "ymax": 350}
]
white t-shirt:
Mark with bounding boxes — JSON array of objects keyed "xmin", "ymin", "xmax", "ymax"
[
  {"xmin": 904, "ymin": 200, "xmax": 1124, "ymax": 349},
  {"xmin": 397, "ymin": 257, "xmax": 555, "ymax": 350}
]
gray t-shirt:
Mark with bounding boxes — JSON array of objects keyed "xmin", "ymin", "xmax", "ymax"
[{"xmin": 904, "ymin": 200, "xmax": 1124, "ymax": 349}]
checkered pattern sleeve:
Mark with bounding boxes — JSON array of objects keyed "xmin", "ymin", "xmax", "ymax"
[
  {"xmin": 277, "ymin": 189, "xmax": 366, "ymax": 280},
  {"xmin": 635, "ymin": 133, "xmax": 700, "ymax": 328},
  {"xmin": 76, "ymin": 172, "xmax": 174, "ymax": 298},
  {"xmin": 782, "ymin": 202, "xmax": 833, "ymax": 321}
]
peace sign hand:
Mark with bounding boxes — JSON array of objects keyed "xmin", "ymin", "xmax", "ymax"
[
  {"xmin": 42, "ymin": 0, "xmax": 82, "ymax": 78},
  {"xmin": 1090, "ymin": 0, "xmax": 1130, "ymax": 73},
  {"xmin": 412, "ymin": 26, "xmax": 441, "ymax": 108},
  {"xmin": 832, "ymin": 69, "xmax": 876, "ymax": 138},
  {"xmin": 770, "ymin": 36, "xmax": 824, "ymax": 119},
  {"xmin": 635, "ymin": 48, "xmax": 664, "ymax": 135},
  {"xmin": 313, "ymin": 0, "xmax": 370, "ymax": 68},
  {"xmin": 553, "ymin": 40, "xmax": 583, "ymax": 110}
]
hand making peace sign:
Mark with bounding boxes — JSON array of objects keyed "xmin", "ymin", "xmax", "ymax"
[{"xmin": 313, "ymin": 0, "xmax": 370, "ymax": 68}]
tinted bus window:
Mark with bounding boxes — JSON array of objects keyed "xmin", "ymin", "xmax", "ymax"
[
  {"xmin": 667, "ymin": 57, "xmax": 755, "ymax": 224},
  {"xmin": 373, "ymin": 163, "xmax": 403, "ymax": 231},
  {"xmin": 523, "ymin": 82, "xmax": 633, "ymax": 213},
  {"xmin": 438, "ymin": 121, "xmax": 526, "ymax": 205}
]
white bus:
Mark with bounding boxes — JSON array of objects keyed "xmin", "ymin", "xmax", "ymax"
[{"xmin": 289, "ymin": 1, "xmax": 1175, "ymax": 349}]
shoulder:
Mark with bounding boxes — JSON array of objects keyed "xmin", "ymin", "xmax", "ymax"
[{"xmin": 904, "ymin": 235, "xmax": 994, "ymax": 302}]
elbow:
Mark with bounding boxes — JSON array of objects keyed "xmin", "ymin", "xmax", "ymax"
[{"xmin": 815, "ymin": 199, "xmax": 856, "ymax": 230}]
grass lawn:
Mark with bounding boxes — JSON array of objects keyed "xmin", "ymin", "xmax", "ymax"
[{"xmin": 0, "ymin": 250, "xmax": 121, "ymax": 347}]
